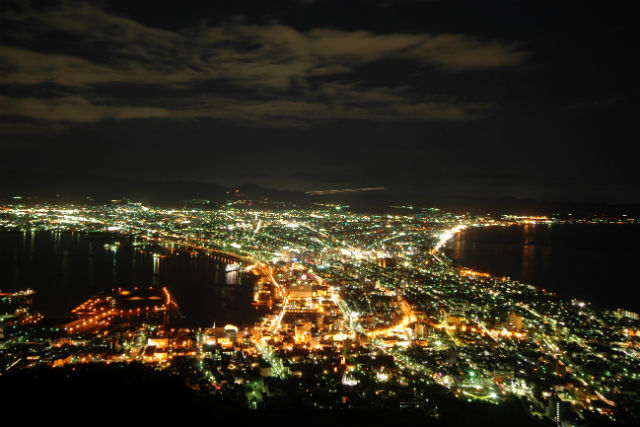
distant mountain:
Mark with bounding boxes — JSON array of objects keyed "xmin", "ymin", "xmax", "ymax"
[
  {"xmin": 0, "ymin": 169, "xmax": 313, "ymax": 206},
  {"xmin": 301, "ymin": 190, "xmax": 640, "ymax": 217},
  {"xmin": 0, "ymin": 169, "xmax": 231, "ymax": 206},
  {"xmin": 1, "ymin": 168, "xmax": 638, "ymax": 216},
  {"xmin": 234, "ymin": 183, "xmax": 308, "ymax": 203}
]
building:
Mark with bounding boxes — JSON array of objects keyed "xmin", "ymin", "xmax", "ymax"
[
  {"xmin": 289, "ymin": 282, "xmax": 313, "ymax": 299},
  {"xmin": 508, "ymin": 311, "xmax": 523, "ymax": 330}
]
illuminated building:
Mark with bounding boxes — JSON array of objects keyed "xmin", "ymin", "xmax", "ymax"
[
  {"xmin": 508, "ymin": 311, "xmax": 523, "ymax": 330},
  {"xmin": 289, "ymin": 282, "xmax": 313, "ymax": 299}
]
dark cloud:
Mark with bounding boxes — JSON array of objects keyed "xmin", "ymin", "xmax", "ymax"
[
  {"xmin": 0, "ymin": 95, "xmax": 170, "ymax": 122},
  {"xmin": 0, "ymin": 1, "xmax": 523, "ymax": 125}
]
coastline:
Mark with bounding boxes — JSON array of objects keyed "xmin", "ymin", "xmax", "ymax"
[{"xmin": 442, "ymin": 223, "xmax": 640, "ymax": 313}]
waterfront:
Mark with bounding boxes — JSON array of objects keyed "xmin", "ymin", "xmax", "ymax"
[
  {"xmin": 445, "ymin": 224, "xmax": 640, "ymax": 312},
  {"xmin": 0, "ymin": 231, "xmax": 265, "ymax": 327}
]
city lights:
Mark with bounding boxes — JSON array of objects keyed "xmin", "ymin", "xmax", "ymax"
[{"xmin": 1, "ymin": 201, "xmax": 638, "ymax": 424}]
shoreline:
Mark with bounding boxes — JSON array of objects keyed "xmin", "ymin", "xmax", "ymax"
[{"xmin": 441, "ymin": 223, "xmax": 640, "ymax": 313}]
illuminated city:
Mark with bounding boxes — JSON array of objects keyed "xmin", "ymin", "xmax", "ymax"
[{"xmin": 1, "ymin": 201, "xmax": 638, "ymax": 425}]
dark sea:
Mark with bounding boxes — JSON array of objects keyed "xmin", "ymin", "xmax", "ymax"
[
  {"xmin": 0, "ymin": 231, "xmax": 267, "ymax": 328},
  {"xmin": 444, "ymin": 224, "xmax": 640, "ymax": 312}
]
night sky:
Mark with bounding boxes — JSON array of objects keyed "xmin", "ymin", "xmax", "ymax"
[{"xmin": 0, "ymin": 1, "xmax": 635, "ymax": 202}]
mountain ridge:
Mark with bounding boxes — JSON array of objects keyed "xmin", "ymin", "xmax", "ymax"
[{"xmin": 1, "ymin": 169, "xmax": 639, "ymax": 216}]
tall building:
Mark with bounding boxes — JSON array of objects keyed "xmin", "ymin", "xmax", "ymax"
[
  {"xmin": 508, "ymin": 311, "xmax": 523, "ymax": 330},
  {"xmin": 224, "ymin": 324, "xmax": 239, "ymax": 342}
]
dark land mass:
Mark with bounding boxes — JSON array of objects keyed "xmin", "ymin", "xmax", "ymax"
[
  {"xmin": 1, "ymin": 169, "xmax": 639, "ymax": 217},
  {"xmin": 0, "ymin": 363, "xmax": 559, "ymax": 426}
]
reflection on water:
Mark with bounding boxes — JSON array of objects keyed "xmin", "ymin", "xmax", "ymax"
[
  {"xmin": 225, "ymin": 270, "xmax": 241, "ymax": 285},
  {"xmin": 521, "ymin": 224, "xmax": 534, "ymax": 279},
  {"xmin": 454, "ymin": 235, "xmax": 463, "ymax": 260},
  {"xmin": 0, "ymin": 231, "xmax": 267, "ymax": 328},
  {"xmin": 445, "ymin": 224, "xmax": 640, "ymax": 312}
]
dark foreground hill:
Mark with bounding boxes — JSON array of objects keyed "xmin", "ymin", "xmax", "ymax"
[{"xmin": 0, "ymin": 363, "xmax": 553, "ymax": 426}]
